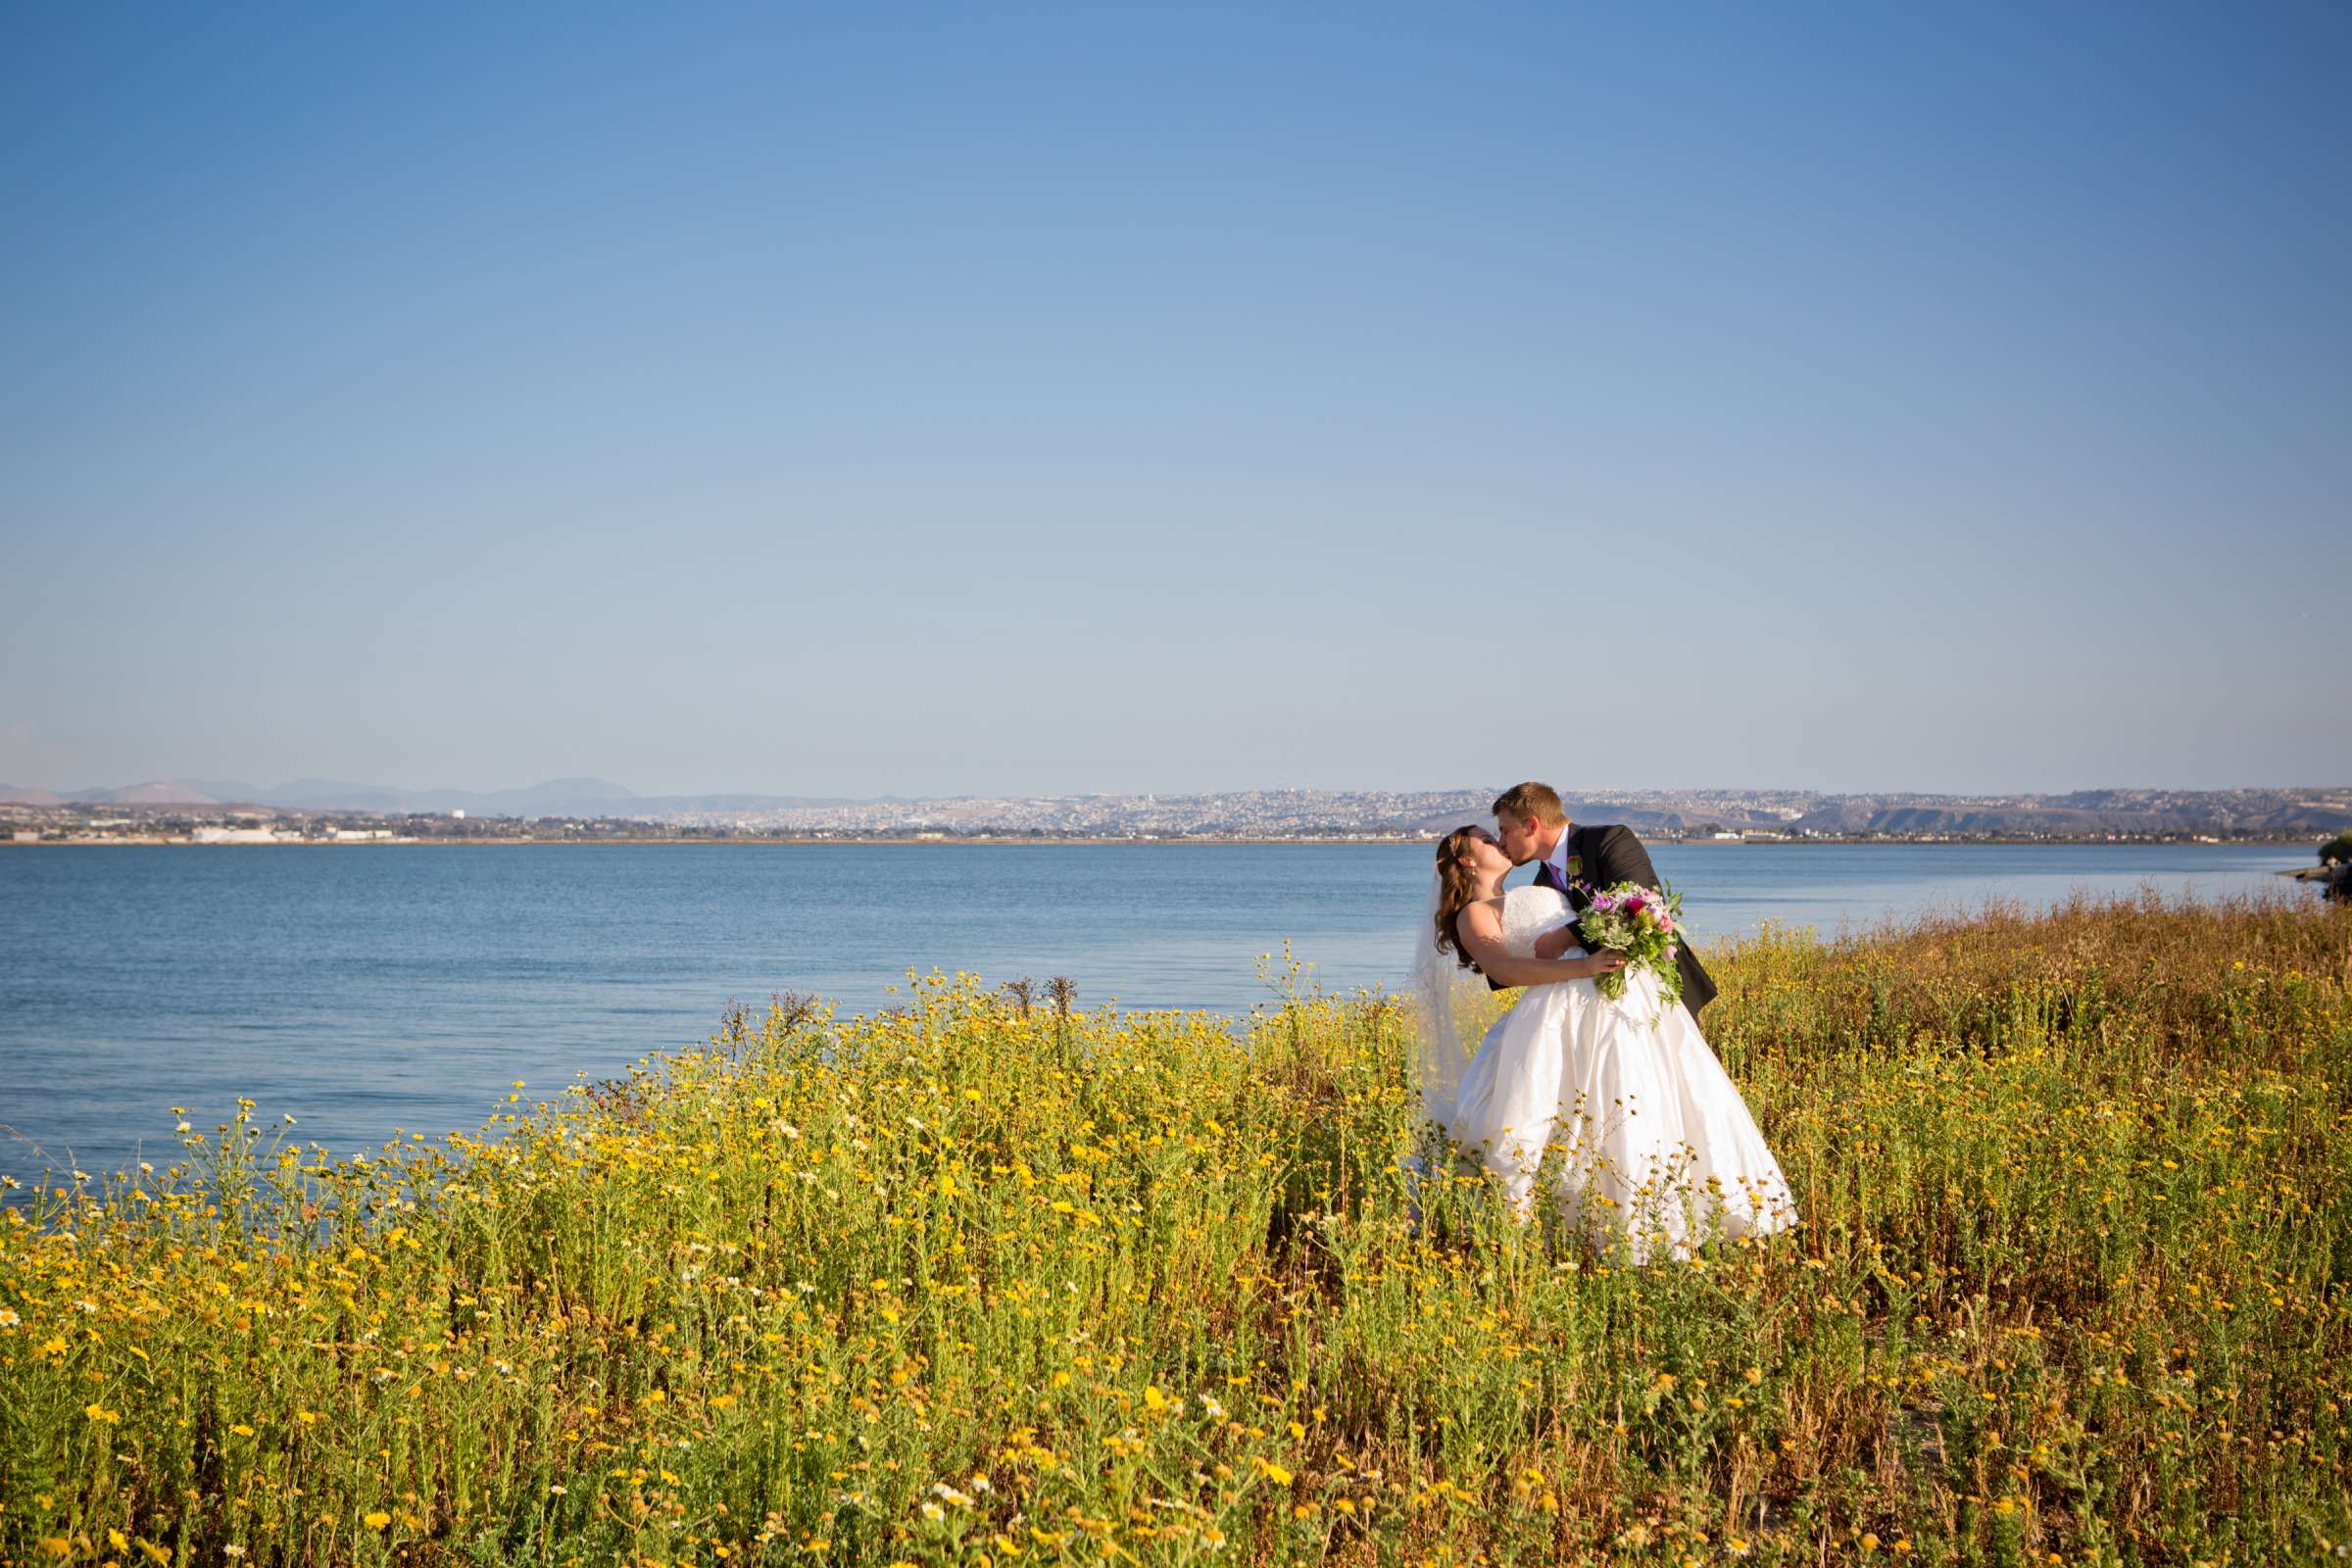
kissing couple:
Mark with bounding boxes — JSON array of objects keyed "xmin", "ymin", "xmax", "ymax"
[{"xmin": 1413, "ymin": 782, "xmax": 1797, "ymax": 1259}]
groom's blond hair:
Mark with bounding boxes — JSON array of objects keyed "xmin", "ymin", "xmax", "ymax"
[{"xmin": 1493, "ymin": 781, "xmax": 1568, "ymax": 825}]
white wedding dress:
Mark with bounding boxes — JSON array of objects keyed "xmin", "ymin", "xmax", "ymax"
[{"xmin": 1430, "ymin": 885, "xmax": 1797, "ymax": 1259}]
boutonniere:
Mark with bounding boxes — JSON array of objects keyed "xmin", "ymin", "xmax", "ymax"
[{"xmin": 1564, "ymin": 856, "xmax": 1583, "ymax": 881}]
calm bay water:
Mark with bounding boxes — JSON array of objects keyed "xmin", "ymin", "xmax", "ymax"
[{"xmin": 0, "ymin": 840, "xmax": 2315, "ymax": 1188}]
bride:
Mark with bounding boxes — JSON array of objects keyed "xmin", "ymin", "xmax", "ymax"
[{"xmin": 1414, "ymin": 825, "xmax": 1797, "ymax": 1259}]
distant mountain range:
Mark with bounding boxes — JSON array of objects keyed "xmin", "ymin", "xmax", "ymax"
[
  {"xmin": 0, "ymin": 777, "xmax": 865, "ymax": 815},
  {"xmin": 5, "ymin": 778, "xmax": 2348, "ymax": 837}
]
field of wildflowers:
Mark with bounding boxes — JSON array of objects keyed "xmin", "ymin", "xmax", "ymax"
[{"xmin": 3, "ymin": 892, "xmax": 2348, "ymax": 1566}]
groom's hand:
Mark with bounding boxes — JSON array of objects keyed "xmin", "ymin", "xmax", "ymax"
[{"xmin": 1533, "ymin": 928, "xmax": 1581, "ymax": 960}]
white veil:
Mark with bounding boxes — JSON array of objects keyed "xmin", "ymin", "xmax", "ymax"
[{"xmin": 1410, "ymin": 868, "xmax": 1494, "ymax": 1132}]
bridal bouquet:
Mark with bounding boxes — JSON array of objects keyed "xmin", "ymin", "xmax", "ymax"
[{"xmin": 1574, "ymin": 880, "xmax": 1685, "ymax": 1016}]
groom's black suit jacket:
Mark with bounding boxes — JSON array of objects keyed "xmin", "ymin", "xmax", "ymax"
[{"xmin": 1510, "ymin": 822, "xmax": 1718, "ymax": 1021}]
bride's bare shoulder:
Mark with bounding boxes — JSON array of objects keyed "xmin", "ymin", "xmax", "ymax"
[{"xmin": 1455, "ymin": 896, "xmax": 1507, "ymax": 937}]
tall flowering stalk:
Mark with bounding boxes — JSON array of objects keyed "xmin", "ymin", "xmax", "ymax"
[{"xmin": 1573, "ymin": 879, "xmax": 1685, "ymax": 1018}]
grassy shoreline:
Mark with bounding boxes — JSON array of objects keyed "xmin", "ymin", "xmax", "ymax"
[{"xmin": 4, "ymin": 896, "xmax": 2349, "ymax": 1565}]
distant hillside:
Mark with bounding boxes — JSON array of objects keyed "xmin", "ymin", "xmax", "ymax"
[
  {"xmin": 16, "ymin": 776, "xmax": 865, "ymax": 816},
  {"xmin": 258, "ymin": 776, "xmax": 643, "ymax": 815},
  {"xmin": 52, "ymin": 780, "xmax": 222, "ymax": 807},
  {"xmin": 12, "ymin": 779, "xmax": 2349, "ymax": 838},
  {"xmin": 1788, "ymin": 790, "xmax": 2352, "ymax": 837}
]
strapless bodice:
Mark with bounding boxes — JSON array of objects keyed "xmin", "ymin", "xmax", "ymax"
[{"xmin": 1499, "ymin": 884, "xmax": 1576, "ymax": 957}]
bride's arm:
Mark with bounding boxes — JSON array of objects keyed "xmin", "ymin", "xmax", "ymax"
[{"xmin": 1457, "ymin": 905, "xmax": 1626, "ymax": 987}]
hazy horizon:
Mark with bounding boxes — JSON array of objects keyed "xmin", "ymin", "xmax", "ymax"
[
  {"xmin": 10, "ymin": 771, "xmax": 2346, "ymax": 806},
  {"xmin": 7, "ymin": 4, "xmax": 2347, "ymax": 797}
]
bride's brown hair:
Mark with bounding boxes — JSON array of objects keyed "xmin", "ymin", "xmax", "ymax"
[{"xmin": 1432, "ymin": 826, "xmax": 1487, "ymax": 970}]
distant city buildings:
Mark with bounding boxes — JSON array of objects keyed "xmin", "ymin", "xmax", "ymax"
[
  {"xmin": 5, "ymin": 786, "xmax": 2344, "ymax": 845},
  {"xmin": 190, "ymin": 826, "xmax": 290, "ymax": 845}
]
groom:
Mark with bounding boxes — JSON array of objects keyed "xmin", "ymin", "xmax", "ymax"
[{"xmin": 1491, "ymin": 780, "xmax": 1718, "ymax": 1020}]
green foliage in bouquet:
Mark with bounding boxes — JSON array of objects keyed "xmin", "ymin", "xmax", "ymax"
[{"xmin": 1573, "ymin": 878, "xmax": 1687, "ymax": 1013}]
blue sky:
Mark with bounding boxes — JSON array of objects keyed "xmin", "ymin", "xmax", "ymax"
[{"xmin": 4, "ymin": 2, "xmax": 2346, "ymax": 796}]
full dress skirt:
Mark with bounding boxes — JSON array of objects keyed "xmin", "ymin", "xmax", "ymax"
[{"xmin": 1431, "ymin": 886, "xmax": 1797, "ymax": 1259}]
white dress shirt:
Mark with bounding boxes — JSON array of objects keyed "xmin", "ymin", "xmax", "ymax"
[{"xmin": 1544, "ymin": 824, "xmax": 1576, "ymax": 889}]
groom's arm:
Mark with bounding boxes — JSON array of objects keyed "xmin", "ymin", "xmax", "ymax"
[{"xmin": 1597, "ymin": 823, "xmax": 1719, "ymax": 1018}]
